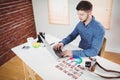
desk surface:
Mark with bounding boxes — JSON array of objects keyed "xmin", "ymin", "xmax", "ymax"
[{"xmin": 11, "ymin": 34, "xmax": 120, "ymax": 80}]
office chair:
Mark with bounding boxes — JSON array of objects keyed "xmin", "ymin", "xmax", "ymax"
[{"xmin": 98, "ymin": 38, "xmax": 107, "ymax": 57}]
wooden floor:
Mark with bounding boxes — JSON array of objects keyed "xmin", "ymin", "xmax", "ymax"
[
  {"xmin": 0, "ymin": 51, "xmax": 120, "ymax": 80},
  {"xmin": 103, "ymin": 51, "xmax": 120, "ymax": 64},
  {"xmin": 0, "ymin": 56, "xmax": 43, "ymax": 80}
]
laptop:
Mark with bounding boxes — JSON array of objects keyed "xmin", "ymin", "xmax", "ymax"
[{"xmin": 39, "ymin": 35, "xmax": 67, "ymax": 61}]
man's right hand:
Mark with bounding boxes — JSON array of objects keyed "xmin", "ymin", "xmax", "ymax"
[{"xmin": 53, "ymin": 42, "xmax": 64, "ymax": 50}]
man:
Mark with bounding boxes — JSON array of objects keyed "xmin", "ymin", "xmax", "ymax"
[{"xmin": 54, "ymin": 0, "xmax": 105, "ymax": 58}]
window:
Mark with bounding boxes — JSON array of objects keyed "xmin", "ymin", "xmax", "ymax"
[
  {"xmin": 48, "ymin": 0, "xmax": 113, "ymax": 29},
  {"xmin": 88, "ymin": 0, "xmax": 113, "ymax": 29},
  {"xmin": 48, "ymin": 0, "xmax": 69, "ymax": 25}
]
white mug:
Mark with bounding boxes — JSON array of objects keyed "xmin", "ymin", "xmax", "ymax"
[{"xmin": 27, "ymin": 37, "xmax": 34, "ymax": 46}]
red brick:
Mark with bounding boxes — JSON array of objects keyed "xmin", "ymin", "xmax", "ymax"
[{"xmin": 0, "ymin": 0, "xmax": 36, "ymax": 66}]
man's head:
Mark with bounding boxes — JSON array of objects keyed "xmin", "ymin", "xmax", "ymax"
[{"xmin": 76, "ymin": 0, "xmax": 93, "ymax": 22}]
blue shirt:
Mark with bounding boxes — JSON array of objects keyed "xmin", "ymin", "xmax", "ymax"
[{"xmin": 61, "ymin": 16, "xmax": 105, "ymax": 58}]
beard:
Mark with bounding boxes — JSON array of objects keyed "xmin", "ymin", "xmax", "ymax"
[{"xmin": 80, "ymin": 15, "xmax": 89, "ymax": 23}]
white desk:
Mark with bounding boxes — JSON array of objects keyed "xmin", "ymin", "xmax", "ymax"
[{"xmin": 11, "ymin": 34, "xmax": 120, "ymax": 80}]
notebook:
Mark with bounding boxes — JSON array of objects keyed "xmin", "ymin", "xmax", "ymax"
[{"xmin": 39, "ymin": 35, "xmax": 67, "ymax": 61}]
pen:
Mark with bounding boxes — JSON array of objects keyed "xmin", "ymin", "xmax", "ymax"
[
  {"xmin": 50, "ymin": 42, "xmax": 55, "ymax": 46},
  {"xmin": 22, "ymin": 46, "xmax": 25, "ymax": 49}
]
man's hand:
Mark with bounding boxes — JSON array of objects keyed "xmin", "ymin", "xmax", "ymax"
[
  {"xmin": 61, "ymin": 50, "xmax": 73, "ymax": 57},
  {"xmin": 53, "ymin": 42, "xmax": 64, "ymax": 50},
  {"xmin": 54, "ymin": 43, "xmax": 73, "ymax": 58}
]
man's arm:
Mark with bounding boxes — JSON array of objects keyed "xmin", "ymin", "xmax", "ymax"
[
  {"xmin": 72, "ymin": 28, "xmax": 105, "ymax": 58},
  {"xmin": 61, "ymin": 26, "xmax": 79, "ymax": 45},
  {"xmin": 53, "ymin": 25, "xmax": 79, "ymax": 51}
]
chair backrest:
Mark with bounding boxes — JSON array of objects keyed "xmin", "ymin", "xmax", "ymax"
[{"xmin": 98, "ymin": 38, "xmax": 107, "ymax": 57}]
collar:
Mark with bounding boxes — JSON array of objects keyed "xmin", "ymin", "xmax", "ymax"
[{"xmin": 83, "ymin": 16, "xmax": 95, "ymax": 27}]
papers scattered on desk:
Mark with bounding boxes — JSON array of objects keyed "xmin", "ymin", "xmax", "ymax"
[{"xmin": 55, "ymin": 58, "xmax": 85, "ymax": 79}]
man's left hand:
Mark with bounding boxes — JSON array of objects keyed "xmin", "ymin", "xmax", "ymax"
[{"xmin": 61, "ymin": 50, "xmax": 73, "ymax": 57}]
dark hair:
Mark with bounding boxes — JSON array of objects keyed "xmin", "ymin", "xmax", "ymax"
[{"xmin": 76, "ymin": 0, "xmax": 93, "ymax": 11}]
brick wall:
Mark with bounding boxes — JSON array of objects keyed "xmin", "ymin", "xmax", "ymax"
[{"xmin": 0, "ymin": 0, "xmax": 37, "ymax": 66}]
